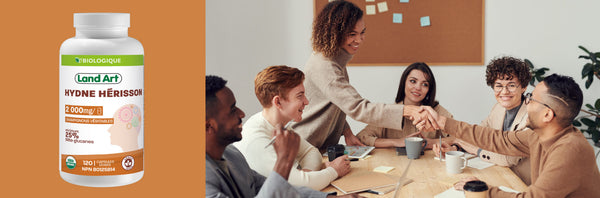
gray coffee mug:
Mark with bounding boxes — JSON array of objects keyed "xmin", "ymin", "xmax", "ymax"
[{"xmin": 405, "ymin": 137, "xmax": 427, "ymax": 159}]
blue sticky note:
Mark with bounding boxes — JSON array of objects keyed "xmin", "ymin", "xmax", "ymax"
[
  {"xmin": 420, "ymin": 16, "xmax": 431, "ymax": 27},
  {"xmin": 393, "ymin": 13, "xmax": 403, "ymax": 23},
  {"xmin": 400, "ymin": 0, "xmax": 409, "ymax": 3}
]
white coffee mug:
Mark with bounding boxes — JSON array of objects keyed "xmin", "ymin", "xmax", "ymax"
[{"xmin": 445, "ymin": 151, "xmax": 468, "ymax": 174}]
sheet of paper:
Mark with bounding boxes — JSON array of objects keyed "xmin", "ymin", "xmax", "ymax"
[
  {"xmin": 498, "ymin": 186, "xmax": 521, "ymax": 193},
  {"xmin": 393, "ymin": 13, "xmax": 403, "ymax": 23},
  {"xmin": 420, "ymin": 16, "xmax": 431, "ymax": 27},
  {"xmin": 373, "ymin": 166, "xmax": 395, "ymax": 173},
  {"xmin": 400, "ymin": 0, "xmax": 409, "ymax": 3},
  {"xmin": 366, "ymin": 5, "xmax": 376, "ymax": 15},
  {"xmin": 366, "ymin": 0, "xmax": 375, "ymax": 2},
  {"xmin": 467, "ymin": 157, "xmax": 495, "ymax": 170},
  {"xmin": 434, "ymin": 188, "xmax": 465, "ymax": 198},
  {"xmin": 377, "ymin": 2, "xmax": 389, "ymax": 13}
]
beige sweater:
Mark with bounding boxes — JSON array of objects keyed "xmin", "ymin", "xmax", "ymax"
[
  {"xmin": 233, "ymin": 112, "xmax": 338, "ymax": 190},
  {"xmin": 356, "ymin": 102, "xmax": 453, "ymax": 146},
  {"xmin": 476, "ymin": 102, "xmax": 532, "ymax": 185},
  {"xmin": 290, "ymin": 51, "xmax": 405, "ymax": 152},
  {"xmin": 445, "ymin": 118, "xmax": 600, "ymax": 197}
]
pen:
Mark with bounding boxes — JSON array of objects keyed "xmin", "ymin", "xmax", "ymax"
[
  {"xmin": 439, "ymin": 135, "xmax": 442, "ymax": 162},
  {"xmin": 365, "ymin": 190, "xmax": 383, "ymax": 195},
  {"xmin": 265, "ymin": 122, "xmax": 291, "ymax": 148}
]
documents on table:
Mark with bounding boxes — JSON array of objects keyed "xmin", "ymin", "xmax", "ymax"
[{"xmin": 467, "ymin": 157, "xmax": 494, "ymax": 170}]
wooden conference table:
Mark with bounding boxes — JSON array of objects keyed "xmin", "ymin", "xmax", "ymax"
[{"xmin": 321, "ymin": 148, "xmax": 528, "ymax": 197}]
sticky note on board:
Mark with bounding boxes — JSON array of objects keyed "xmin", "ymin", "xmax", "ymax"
[
  {"xmin": 366, "ymin": 5, "xmax": 376, "ymax": 15},
  {"xmin": 366, "ymin": 0, "xmax": 375, "ymax": 2},
  {"xmin": 373, "ymin": 166, "xmax": 395, "ymax": 173},
  {"xmin": 377, "ymin": 2, "xmax": 389, "ymax": 13},
  {"xmin": 393, "ymin": 13, "xmax": 403, "ymax": 23},
  {"xmin": 420, "ymin": 16, "xmax": 431, "ymax": 27},
  {"xmin": 400, "ymin": 0, "xmax": 409, "ymax": 3}
]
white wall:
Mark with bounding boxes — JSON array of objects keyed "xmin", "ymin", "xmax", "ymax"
[{"xmin": 207, "ymin": 0, "xmax": 600, "ymax": 165}]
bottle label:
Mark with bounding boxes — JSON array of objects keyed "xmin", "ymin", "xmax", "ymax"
[{"xmin": 60, "ymin": 55, "xmax": 144, "ymax": 176}]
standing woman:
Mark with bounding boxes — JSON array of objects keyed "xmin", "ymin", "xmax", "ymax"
[{"xmin": 290, "ymin": 0, "xmax": 424, "ymax": 152}]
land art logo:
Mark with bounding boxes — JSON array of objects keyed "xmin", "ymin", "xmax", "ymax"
[{"xmin": 75, "ymin": 73, "xmax": 122, "ymax": 84}]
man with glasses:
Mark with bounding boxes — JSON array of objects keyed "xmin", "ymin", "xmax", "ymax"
[{"xmin": 421, "ymin": 74, "xmax": 600, "ymax": 197}]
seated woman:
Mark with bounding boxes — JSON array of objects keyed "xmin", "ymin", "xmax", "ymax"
[
  {"xmin": 356, "ymin": 62, "xmax": 453, "ymax": 148},
  {"xmin": 433, "ymin": 56, "xmax": 532, "ymax": 185},
  {"xmin": 233, "ymin": 65, "xmax": 351, "ymax": 190}
]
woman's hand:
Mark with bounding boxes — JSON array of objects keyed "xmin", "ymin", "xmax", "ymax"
[
  {"xmin": 432, "ymin": 142, "xmax": 456, "ymax": 158},
  {"xmin": 343, "ymin": 128, "xmax": 366, "ymax": 146}
]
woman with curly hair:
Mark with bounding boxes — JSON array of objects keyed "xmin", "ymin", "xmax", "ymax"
[
  {"xmin": 433, "ymin": 56, "xmax": 533, "ymax": 185},
  {"xmin": 290, "ymin": 0, "xmax": 427, "ymax": 152}
]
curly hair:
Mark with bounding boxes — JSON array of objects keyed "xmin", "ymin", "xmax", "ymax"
[
  {"xmin": 485, "ymin": 56, "xmax": 532, "ymax": 88},
  {"xmin": 395, "ymin": 62, "xmax": 439, "ymax": 107},
  {"xmin": 254, "ymin": 65, "xmax": 305, "ymax": 108},
  {"xmin": 206, "ymin": 75, "xmax": 227, "ymax": 119},
  {"xmin": 312, "ymin": 0, "xmax": 363, "ymax": 58}
]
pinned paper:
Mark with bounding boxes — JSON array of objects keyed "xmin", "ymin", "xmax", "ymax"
[
  {"xmin": 420, "ymin": 16, "xmax": 431, "ymax": 27},
  {"xmin": 373, "ymin": 166, "xmax": 395, "ymax": 173},
  {"xmin": 366, "ymin": 0, "xmax": 375, "ymax": 2},
  {"xmin": 366, "ymin": 5, "xmax": 376, "ymax": 15},
  {"xmin": 400, "ymin": 0, "xmax": 409, "ymax": 3},
  {"xmin": 393, "ymin": 13, "xmax": 403, "ymax": 23},
  {"xmin": 377, "ymin": 2, "xmax": 388, "ymax": 13}
]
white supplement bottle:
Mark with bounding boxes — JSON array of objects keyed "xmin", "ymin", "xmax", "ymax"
[{"xmin": 59, "ymin": 13, "xmax": 144, "ymax": 187}]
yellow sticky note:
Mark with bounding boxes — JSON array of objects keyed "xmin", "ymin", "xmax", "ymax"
[
  {"xmin": 373, "ymin": 166, "xmax": 395, "ymax": 173},
  {"xmin": 377, "ymin": 2, "xmax": 388, "ymax": 13},
  {"xmin": 366, "ymin": 5, "xmax": 376, "ymax": 15}
]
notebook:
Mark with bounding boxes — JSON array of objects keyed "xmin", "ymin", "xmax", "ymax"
[{"xmin": 330, "ymin": 171, "xmax": 399, "ymax": 194}]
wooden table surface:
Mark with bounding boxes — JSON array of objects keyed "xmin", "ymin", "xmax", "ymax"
[{"xmin": 321, "ymin": 148, "xmax": 528, "ymax": 197}]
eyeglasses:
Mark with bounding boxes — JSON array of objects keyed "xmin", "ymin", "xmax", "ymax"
[
  {"xmin": 493, "ymin": 83, "xmax": 519, "ymax": 93},
  {"xmin": 524, "ymin": 93, "xmax": 557, "ymax": 116}
]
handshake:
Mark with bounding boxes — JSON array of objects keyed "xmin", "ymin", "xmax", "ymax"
[{"xmin": 404, "ymin": 105, "xmax": 447, "ymax": 132}]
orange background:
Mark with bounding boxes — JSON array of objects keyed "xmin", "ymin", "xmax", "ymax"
[{"xmin": 0, "ymin": 0, "xmax": 205, "ymax": 197}]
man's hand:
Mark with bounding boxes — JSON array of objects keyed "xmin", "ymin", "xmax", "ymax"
[
  {"xmin": 343, "ymin": 128, "xmax": 366, "ymax": 146},
  {"xmin": 413, "ymin": 106, "xmax": 446, "ymax": 132},
  {"xmin": 325, "ymin": 155, "xmax": 351, "ymax": 177},
  {"xmin": 272, "ymin": 124, "xmax": 300, "ymax": 179},
  {"xmin": 454, "ymin": 176, "xmax": 480, "ymax": 191}
]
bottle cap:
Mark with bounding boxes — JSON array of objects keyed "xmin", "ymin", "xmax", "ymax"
[
  {"xmin": 463, "ymin": 180, "xmax": 489, "ymax": 192},
  {"xmin": 74, "ymin": 13, "xmax": 130, "ymax": 28}
]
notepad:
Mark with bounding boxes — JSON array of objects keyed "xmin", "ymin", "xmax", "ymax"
[
  {"xmin": 467, "ymin": 157, "xmax": 494, "ymax": 170},
  {"xmin": 331, "ymin": 171, "xmax": 398, "ymax": 194},
  {"xmin": 373, "ymin": 166, "xmax": 395, "ymax": 173}
]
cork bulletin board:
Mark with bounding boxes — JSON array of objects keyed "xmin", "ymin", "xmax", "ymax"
[{"xmin": 315, "ymin": 0, "xmax": 485, "ymax": 66}]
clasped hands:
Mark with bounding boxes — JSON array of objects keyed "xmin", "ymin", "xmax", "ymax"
[{"xmin": 404, "ymin": 105, "xmax": 445, "ymax": 132}]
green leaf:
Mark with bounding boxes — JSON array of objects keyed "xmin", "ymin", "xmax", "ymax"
[
  {"xmin": 585, "ymin": 73, "xmax": 594, "ymax": 89},
  {"xmin": 525, "ymin": 59, "xmax": 533, "ymax": 69},
  {"xmin": 583, "ymin": 63, "xmax": 593, "ymax": 78},
  {"xmin": 596, "ymin": 98, "xmax": 600, "ymax": 110},
  {"xmin": 591, "ymin": 129, "xmax": 600, "ymax": 143},
  {"xmin": 586, "ymin": 104, "xmax": 595, "ymax": 110},
  {"xmin": 595, "ymin": 52, "xmax": 600, "ymax": 58},
  {"xmin": 573, "ymin": 120, "xmax": 582, "ymax": 127},
  {"xmin": 579, "ymin": 55, "xmax": 591, "ymax": 60},
  {"xmin": 541, "ymin": 68, "xmax": 549, "ymax": 72},
  {"xmin": 580, "ymin": 45, "xmax": 591, "ymax": 54},
  {"xmin": 536, "ymin": 70, "xmax": 545, "ymax": 75},
  {"xmin": 581, "ymin": 118, "xmax": 596, "ymax": 127},
  {"xmin": 536, "ymin": 75, "xmax": 542, "ymax": 82}
]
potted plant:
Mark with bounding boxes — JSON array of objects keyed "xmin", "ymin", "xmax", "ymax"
[{"xmin": 573, "ymin": 46, "xmax": 600, "ymax": 148}]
